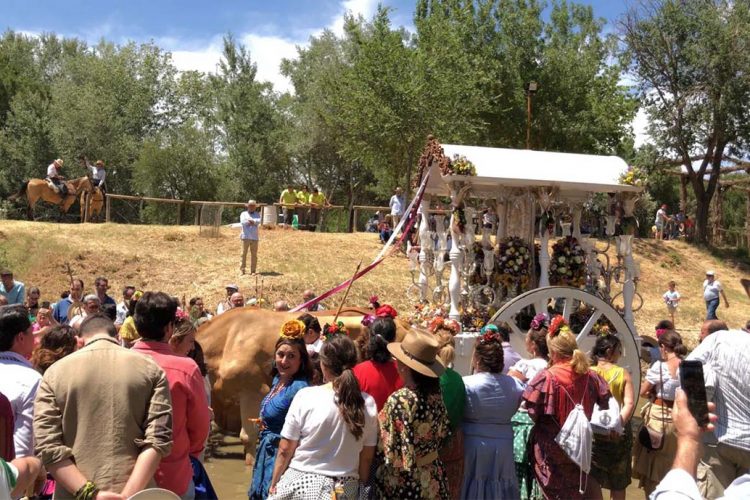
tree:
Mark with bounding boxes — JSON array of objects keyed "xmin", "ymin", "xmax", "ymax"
[
  {"xmin": 214, "ymin": 35, "xmax": 289, "ymax": 203},
  {"xmin": 623, "ymin": 0, "xmax": 750, "ymax": 244}
]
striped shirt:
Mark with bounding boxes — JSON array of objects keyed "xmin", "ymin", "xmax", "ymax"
[{"xmin": 687, "ymin": 330, "xmax": 750, "ymax": 451}]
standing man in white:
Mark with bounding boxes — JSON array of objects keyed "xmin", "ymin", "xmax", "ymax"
[
  {"xmin": 240, "ymin": 200, "xmax": 262, "ymax": 276},
  {"xmin": 389, "ymin": 187, "xmax": 405, "ymax": 228},
  {"xmin": 703, "ymin": 270, "xmax": 729, "ymax": 320}
]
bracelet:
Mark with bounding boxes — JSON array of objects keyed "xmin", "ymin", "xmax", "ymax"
[{"xmin": 75, "ymin": 481, "xmax": 99, "ymax": 500}]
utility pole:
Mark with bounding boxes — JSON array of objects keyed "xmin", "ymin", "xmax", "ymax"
[{"xmin": 524, "ymin": 81, "xmax": 539, "ymax": 149}]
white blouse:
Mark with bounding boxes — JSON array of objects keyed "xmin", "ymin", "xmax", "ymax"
[
  {"xmin": 646, "ymin": 360, "xmax": 681, "ymax": 401},
  {"xmin": 509, "ymin": 357, "xmax": 548, "ymax": 383}
]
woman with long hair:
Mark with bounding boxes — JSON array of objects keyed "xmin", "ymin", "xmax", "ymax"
[
  {"xmin": 376, "ymin": 330, "xmax": 451, "ymax": 499},
  {"xmin": 31, "ymin": 325, "xmax": 78, "ymax": 374},
  {"xmin": 522, "ymin": 316, "xmax": 610, "ymax": 499},
  {"xmin": 26, "ymin": 286, "xmax": 41, "ymax": 322},
  {"xmin": 169, "ymin": 316, "xmax": 197, "ymax": 357},
  {"xmin": 268, "ymin": 334, "xmax": 378, "ymax": 499},
  {"xmin": 632, "ymin": 330, "xmax": 687, "ymax": 495},
  {"xmin": 353, "ymin": 315, "xmax": 403, "ymax": 411},
  {"xmin": 589, "ymin": 334, "xmax": 635, "ymax": 500},
  {"xmin": 508, "ymin": 314, "xmax": 550, "ymax": 383},
  {"xmin": 249, "ymin": 320, "xmax": 312, "ymax": 500},
  {"xmin": 461, "ymin": 328, "xmax": 525, "ymax": 499},
  {"xmin": 432, "ymin": 322, "xmax": 466, "ymax": 500}
]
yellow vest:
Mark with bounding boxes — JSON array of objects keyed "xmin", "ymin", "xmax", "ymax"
[{"xmin": 280, "ymin": 189, "xmax": 297, "ymax": 205}]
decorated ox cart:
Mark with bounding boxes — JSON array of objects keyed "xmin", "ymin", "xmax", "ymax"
[{"xmin": 409, "ymin": 138, "xmax": 644, "ymax": 396}]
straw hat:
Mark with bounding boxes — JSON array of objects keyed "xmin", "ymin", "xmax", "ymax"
[
  {"xmin": 54, "ymin": 159, "xmax": 64, "ymax": 167},
  {"xmin": 387, "ymin": 330, "xmax": 445, "ymax": 378},
  {"xmin": 247, "ymin": 199, "xmax": 258, "ymax": 207}
]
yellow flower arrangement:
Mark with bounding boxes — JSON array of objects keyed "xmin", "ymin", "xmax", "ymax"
[{"xmin": 280, "ymin": 319, "xmax": 306, "ymax": 340}]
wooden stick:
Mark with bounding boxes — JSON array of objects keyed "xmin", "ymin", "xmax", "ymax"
[
  {"xmin": 255, "ymin": 274, "xmax": 259, "ymax": 298},
  {"xmin": 333, "ymin": 259, "xmax": 363, "ymax": 324},
  {"xmin": 259, "ymin": 278, "xmax": 264, "ymax": 307}
]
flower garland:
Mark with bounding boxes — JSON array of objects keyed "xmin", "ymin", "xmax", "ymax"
[
  {"xmin": 427, "ymin": 316, "xmax": 461, "ymax": 335},
  {"xmin": 549, "ymin": 236, "xmax": 586, "ymax": 288},
  {"xmin": 280, "ymin": 319, "xmax": 306, "ymax": 340},
  {"xmin": 619, "ymin": 165, "xmax": 645, "ymax": 187},
  {"xmin": 448, "ymin": 155, "xmax": 477, "ymax": 176},
  {"xmin": 410, "ymin": 302, "xmax": 449, "ymax": 329},
  {"xmin": 452, "ymin": 206, "xmax": 467, "ymax": 233},
  {"xmin": 496, "ymin": 236, "xmax": 533, "ymax": 280},
  {"xmin": 322, "ymin": 321, "xmax": 349, "ymax": 341},
  {"xmin": 460, "ymin": 305, "xmax": 495, "ymax": 331}
]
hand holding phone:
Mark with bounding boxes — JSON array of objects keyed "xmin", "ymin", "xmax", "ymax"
[{"xmin": 679, "ymin": 360, "xmax": 710, "ymax": 427}]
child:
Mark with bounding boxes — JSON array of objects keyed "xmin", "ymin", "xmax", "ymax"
[{"xmin": 662, "ymin": 281, "xmax": 681, "ymax": 326}]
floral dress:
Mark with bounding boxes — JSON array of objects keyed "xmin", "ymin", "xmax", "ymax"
[{"xmin": 376, "ymin": 387, "xmax": 451, "ymax": 500}]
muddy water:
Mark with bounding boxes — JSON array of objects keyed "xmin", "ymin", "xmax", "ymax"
[
  {"xmin": 205, "ymin": 403, "xmax": 650, "ymax": 499},
  {"xmin": 203, "ymin": 436, "xmax": 252, "ymax": 499}
]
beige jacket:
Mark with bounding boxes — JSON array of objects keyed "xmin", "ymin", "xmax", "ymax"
[{"xmin": 34, "ymin": 336, "xmax": 173, "ymax": 493}]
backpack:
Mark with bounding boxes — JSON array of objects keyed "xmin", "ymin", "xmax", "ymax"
[
  {"xmin": 590, "ymin": 369, "xmax": 623, "ymax": 435},
  {"xmin": 554, "ymin": 376, "xmax": 593, "ymax": 494}
]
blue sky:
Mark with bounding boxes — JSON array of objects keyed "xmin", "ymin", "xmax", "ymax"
[{"xmin": 2, "ymin": 0, "xmax": 641, "ymax": 138}]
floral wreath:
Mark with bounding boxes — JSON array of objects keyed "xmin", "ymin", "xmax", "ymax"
[
  {"xmin": 375, "ymin": 305, "xmax": 398, "ymax": 319},
  {"xmin": 280, "ymin": 319, "xmax": 306, "ymax": 340},
  {"xmin": 478, "ymin": 325, "xmax": 503, "ymax": 345},
  {"xmin": 322, "ymin": 321, "xmax": 349, "ymax": 341},
  {"xmin": 548, "ymin": 315, "xmax": 571, "ymax": 338},
  {"xmin": 530, "ymin": 312, "xmax": 548, "ymax": 332},
  {"xmin": 175, "ymin": 307, "xmax": 190, "ymax": 322},
  {"xmin": 427, "ymin": 316, "xmax": 461, "ymax": 335}
]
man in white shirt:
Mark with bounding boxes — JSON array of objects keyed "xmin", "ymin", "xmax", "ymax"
[
  {"xmin": 68, "ymin": 294, "xmax": 101, "ymax": 330},
  {"xmin": 389, "ymin": 187, "xmax": 405, "ymax": 227},
  {"xmin": 0, "ymin": 305, "xmax": 41, "ymax": 457},
  {"xmin": 45, "ymin": 158, "xmax": 67, "ymax": 195},
  {"xmin": 687, "ymin": 330, "xmax": 750, "ymax": 498},
  {"xmin": 655, "ymin": 203, "xmax": 669, "ymax": 240},
  {"xmin": 240, "ymin": 199, "xmax": 261, "ymax": 276},
  {"xmin": 0, "ymin": 270, "xmax": 25, "ymax": 305},
  {"xmin": 703, "ymin": 271, "xmax": 729, "ymax": 320},
  {"xmin": 216, "ymin": 284, "xmax": 238, "ymax": 315}
]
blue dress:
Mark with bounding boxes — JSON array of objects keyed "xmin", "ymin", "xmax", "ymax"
[
  {"xmin": 461, "ymin": 372, "xmax": 525, "ymax": 500},
  {"xmin": 248, "ymin": 376, "xmax": 308, "ymax": 499}
]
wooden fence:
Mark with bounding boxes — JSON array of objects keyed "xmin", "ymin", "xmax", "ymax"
[{"xmin": 104, "ymin": 193, "xmax": 389, "ymax": 232}]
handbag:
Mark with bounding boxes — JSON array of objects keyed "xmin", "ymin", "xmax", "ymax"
[{"xmin": 637, "ymin": 362, "xmax": 666, "ymax": 451}]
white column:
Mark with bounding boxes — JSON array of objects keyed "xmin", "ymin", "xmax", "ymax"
[
  {"xmin": 618, "ymin": 235, "xmax": 636, "ymax": 333},
  {"xmin": 495, "ymin": 197, "xmax": 508, "ymax": 242},
  {"xmin": 417, "ymin": 196, "xmax": 432, "ymax": 302},
  {"xmin": 560, "ymin": 222, "xmax": 572, "ymax": 237},
  {"xmin": 449, "ymin": 209, "xmax": 464, "ymax": 320},
  {"xmin": 572, "ymin": 203, "xmax": 583, "ymax": 240}
]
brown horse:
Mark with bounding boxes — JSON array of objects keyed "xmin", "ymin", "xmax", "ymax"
[
  {"xmin": 79, "ymin": 188, "xmax": 104, "ymax": 222},
  {"xmin": 10, "ymin": 176, "xmax": 94, "ymax": 220}
]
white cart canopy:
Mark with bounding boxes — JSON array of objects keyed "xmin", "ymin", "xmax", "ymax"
[{"xmin": 425, "ymin": 144, "xmax": 639, "ymax": 197}]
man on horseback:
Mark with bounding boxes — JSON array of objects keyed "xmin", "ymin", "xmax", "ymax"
[
  {"xmin": 46, "ymin": 159, "xmax": 67, "ymax": 195},
  {"xmin": 80, "ymin": 156, "xmax": 106, "ymax": 194}
]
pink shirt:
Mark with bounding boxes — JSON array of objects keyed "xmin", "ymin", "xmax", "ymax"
[{"xmin": 132, "ymin": 340, "xmax": 210, "ymax": 495}]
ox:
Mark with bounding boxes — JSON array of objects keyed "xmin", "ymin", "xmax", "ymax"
[{"xmin": 197, "ymin": 306, "xmax": 409, "ymax": 463}]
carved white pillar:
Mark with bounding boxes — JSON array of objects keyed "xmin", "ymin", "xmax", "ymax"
[
  {"xmin": 495, "ymin": 197, "xmax": 508, "ymax": 242},
  {"xmin": 449, "ymin": 209, "xmax": 464, "ymax": 320},
  {"xmin": 464, "ymin": 207, "xmax": 476, "ymax": 249},
  {"xmin": 434, "ymin": 214, "xmax": 447, "ymax": 273},
  {"xmin": 417, "ymin": 196, "xmax": 432, "ymax": 302},
  {"xmin": 605, "ymin": 215, "xmax": 617, "ymax": 237},
  {"xmin": 560, "ymin": 222, "xmax": 572, "ymax": 237},
  {"xmin": 539, "ymin": 227, "xmax": 551, "ymax": 288},
  {"xmin": 618, "ymin": 234, "xmax": 636, "ymax": 333},
  {"xmin": 572, "ymin": 204, "xmax": 583, "ymax": 240}
]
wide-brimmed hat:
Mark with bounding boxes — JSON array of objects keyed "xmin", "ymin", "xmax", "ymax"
[
  {"xmin": 388, "ymin": 330, "xmax": 445, "ymax": 378},
  {"xmin": 706, "ymin": 270, "xmax": 715, "ymax": 276},
  {"xmin": 246, "ymin": 199, "xmax": 257, "ymax": 206},
  {"xmin": 95, "ymin": 160, "xmax": 105, "ymax": 167},
  {"xmin": 54, "ymin": 158, "xmax": 64, "ymax": 167},
  {"xmin": 225, "ymin": 283, "xmax": 239, "ymax": 291}
]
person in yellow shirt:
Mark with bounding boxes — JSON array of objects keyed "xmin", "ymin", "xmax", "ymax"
[
  {"xmin": 309, "ymin": 186, "xmax": 329, "ymax": 230},
  {"xmin": 296, "ymin": 185, "xmax": 311, "ymax": 227},
  {"xmin": 279, "ymin": 184, "xmax": 298, "ymax": 227}
]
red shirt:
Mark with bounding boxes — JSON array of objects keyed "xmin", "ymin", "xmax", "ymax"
[
  {"xmin": 353, "ymin": 360, "xmax": 403, "ymax": 411},
  {"xmin": 132, "ymin": 341, "xmax": 210, "ymax": 495}
]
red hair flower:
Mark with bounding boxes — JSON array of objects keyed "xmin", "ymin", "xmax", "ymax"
[
  {"xmin": 175, "ymin": 308, "xmax": 190, "ymax": 322},
  {"xmin": 548, "ymin": 315, "xmax": 567, "ymax": 337},
  {"xmin": 376, "ymin": 305, "xmax": 398, "ymax": 319}
]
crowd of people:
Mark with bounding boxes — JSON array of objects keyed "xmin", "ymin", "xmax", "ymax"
[{"xmin": 1, "ymin": 262, "xmax": 749, "ymax": 500}]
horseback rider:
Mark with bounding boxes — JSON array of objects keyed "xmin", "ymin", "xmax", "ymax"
[
  {"xmin": 80, "ymin": 156, "xmax": 107, "ymax": 194},
  {"xmin": 46, "ymin": 158, "xmax": 67, "ymax": 195}
]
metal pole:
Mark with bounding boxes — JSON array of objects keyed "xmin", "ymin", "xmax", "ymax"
[{"xmin": 526, "ymin": 93, "xmax": 532, "ymax": 149}]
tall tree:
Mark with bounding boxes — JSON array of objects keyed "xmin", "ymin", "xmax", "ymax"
[{"xmin": 623, "ymin": 0, "xmax": 750, "ymax": 244}]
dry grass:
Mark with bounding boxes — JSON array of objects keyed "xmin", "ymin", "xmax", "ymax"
[{"xmin": 0, "ymin": 220, "xmax": 747, "ymax": 348}]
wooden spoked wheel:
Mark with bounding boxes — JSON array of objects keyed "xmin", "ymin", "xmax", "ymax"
[{"xmin": 489, "ymin": 286, "xmax": 642, "ymax": 402}]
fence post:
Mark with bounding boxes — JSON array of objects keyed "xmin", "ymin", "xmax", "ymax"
[
  {"xmin": 177, "ymin": 203, "xmax": 182, "ymax": 225},
  {"xmin": 353, "ymin": 208, "xmax": 359, "ymax": 233},
  {"xmin": 105, "ymin": 195, "xmax": 111, "ymax": 222},
  {"xmin": 139, "ymin": 199, "xmax": 144, "ymax": 223},
  {"xmin": 194, "ymin": 204, "xmax": 201, "ymax": 225}
]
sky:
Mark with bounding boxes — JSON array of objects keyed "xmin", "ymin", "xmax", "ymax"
[{"xmin": 1, "ymin": 0, "xmax": 647, "ymax": 144}]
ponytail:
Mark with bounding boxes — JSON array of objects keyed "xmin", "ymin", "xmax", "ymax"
[
  {"xmin": 570, "ymin": 348, "xmax": 590, "ymax": 375},
  {"xmin": 320, "ymin": 335, "xmax": 367, "ymax": 440},
  {"xmin": 332, "ymin": 369, "xmax": 366, "ymax": 440},
  {"xmin": 673, "ymin": 344, "xmax": 688, "ymax": 359},
  {"xmin": 659, "ymin": 330, "xmax": 687, "ymax": 360}
]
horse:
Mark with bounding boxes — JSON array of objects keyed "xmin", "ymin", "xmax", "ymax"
[
  {"xmin": 79, "ymin": 188, "xmax": 104, "ymax": 222},
  {"xmin": 10, "ymin": 176, "xmax": 94, "ymax": 220}
]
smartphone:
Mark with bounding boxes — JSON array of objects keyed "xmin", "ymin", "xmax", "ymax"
[{"xmin": 679, "ymin": 360, "xmax": 710, "ymax": 427}]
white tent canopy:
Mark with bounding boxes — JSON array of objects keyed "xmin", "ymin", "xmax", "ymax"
[{"xmin": 425, "ymin": 144, "xmax": 638, "ymax": 197}]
